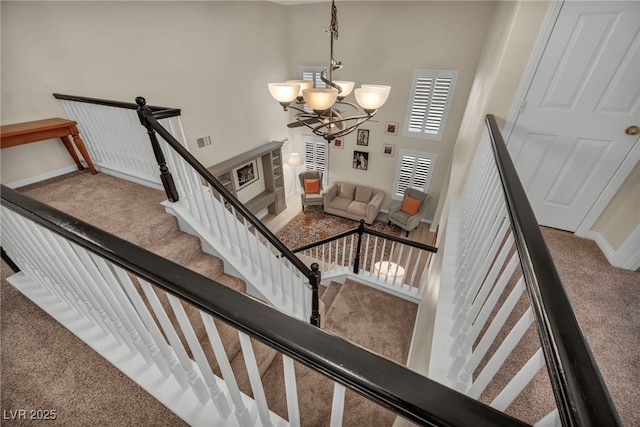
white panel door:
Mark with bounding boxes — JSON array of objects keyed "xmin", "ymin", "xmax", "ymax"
[{"xmin": 508, "ymin": 1, "xmax": 640, "ymax": 232}]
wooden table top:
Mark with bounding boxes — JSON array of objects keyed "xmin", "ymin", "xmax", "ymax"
[{"xmin": 1, "ymin": 118, "xmax": 78, "ymax": 138}]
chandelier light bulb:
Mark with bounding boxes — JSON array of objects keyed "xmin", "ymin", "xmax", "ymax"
[
  {"xmin": 268, "ymin": 83, "xmax": 301, "ymax": 105},
  {"xmin": 286, "ymin": 80, "xmax": 314, "ymax": 98},
  {"xmin": 302, "ymin": 88, "xmax": 339, "ymax": 112},
  {"xmin": 333, "ymin": 81, "xmax": 355, "ymax": 99},
  {"xmin": 354, "ymin": 86, "xmax": 391, "ymax": 112}
]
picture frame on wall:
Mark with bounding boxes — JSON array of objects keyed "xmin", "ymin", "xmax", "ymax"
[
  {"xmin": 233, "ymin": 159, "xmax": 259, "ymax": 190},
  {"xmin": 385, "ymin": 121, "xmax": 399, "ymax": 136},
  {"xmin": 334, "ymin": 138, "xmax": 344, "ymax": 149},
  {"xmin": 381, "ymin": 143, "xmax": 395, "ymax": 157},
  {"xmin": 353, "ymin": 151, "xmax": 369, "ymax": 171},
  {"xmin": 357, "ymin": 129, "xmax": 370, "ymax": 146}
]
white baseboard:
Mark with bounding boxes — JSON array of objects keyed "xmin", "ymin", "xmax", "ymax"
[
  {"xmin": 5, "ymin": 165, "xmax": 80, "ymax": 189},
  {"xmin": 584, "ymin": 226, "xmax": 640, "ymax": 271}
]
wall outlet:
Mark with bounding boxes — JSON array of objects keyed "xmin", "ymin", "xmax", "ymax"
[{"xmin": 196, "ymin": 136, "xmax": 212, "ymax": 149}]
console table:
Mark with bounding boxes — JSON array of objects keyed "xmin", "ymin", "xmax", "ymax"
[{"xmin": 1, "ymin": 118, "xmax": 97, "ymax": 174}]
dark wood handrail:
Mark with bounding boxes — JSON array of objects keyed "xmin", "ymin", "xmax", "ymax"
[
  {"xmin": 1, "ymin": 185, "xmax": 526, "ymax": 427},
  {"xmin": 291, "ymin": 222, "xmax": 438, "ymax": 255},
  {"xmin": 53, "ymin": 93, "xmax": 182, "ymax": 117},
  {"xmin": 136, "ymin": 98, "xmax": 312, "ymax": 278},
  {"xmin": 485, "ymin": 114, "xmax": 621, "ymax": 426}
]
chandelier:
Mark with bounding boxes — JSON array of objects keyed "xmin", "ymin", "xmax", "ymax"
[{"xmin": 268, "ymin": 0, "xmax": 390, "ymax": 142}]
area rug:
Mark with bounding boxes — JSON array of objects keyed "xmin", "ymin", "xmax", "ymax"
[
  {"xmin": 276, "ymin": 206, "xmax": 405, "ymax": 273},
  {"xmin": 276, "ymin": 206, "xmax": 402, "ymax": 250}
]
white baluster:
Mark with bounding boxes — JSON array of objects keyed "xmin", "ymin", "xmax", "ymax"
[
  {"xmin": 491, "ymin": 348, "xmax": 545, "ymax": 411},
  {"xmin": 282, "ymin": 355, "xmax": 301, "ymax": 426},
  {"xmin": 200, "ymin": 312, "xmax": 253, "ymax": 426},
  {"xmin": 238, "ymin": 332, "xmax": 273, "ymax": 427},
  {"xmin": 166, "ymin": 294, "xmax": 232, "ymax": 418},
  {"xmin": 139, "ymin": 280, "xmax": 211, "ymax": 404},
  {"xmin": 330, "ymin": 382, "xmax": 346, "ymax": 427}
]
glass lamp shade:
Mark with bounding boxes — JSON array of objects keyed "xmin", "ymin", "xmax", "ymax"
[
  {"xmin": 302, "ymin": 88, "xmax": 339, "ymax": 111},
  {"xmin": 355, "ymin": 85, "xmax": 391, "ymax": 111},
  {"xmin": 268, "ymin": 83, "xmax": 301, "ymax": 104},
  {"xmin": 286, "ymin": 152, "xmax": 304, "ymax": 167},
  {"xmin": 333, "ymin": 81, "xmax": 355, "ymax": 98},
  {"xmin": 286, "ymin": 80, "xmax": 313, "ymax": 98}
]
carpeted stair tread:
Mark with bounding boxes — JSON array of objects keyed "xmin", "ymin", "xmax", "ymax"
[
  {"xmin": 320, "ymin": 281, "xmax": 342, "ymax": 313},
  {"xmin": 323, "ymin": 279, "xmax": 417, "ymax": 365},
  {"xmin": 151, "ymin": 232, "xmax": 203, "ymax": 267},
  {"xmin": 261, "ymin": 353, "xmax": 396, "ymax": 427},
  {"xmin": 19, "ymin": 172, "xmax": 181, "ymax": 249},
  {"xmin": 228, "ymin": 336, "xmax": 280, "ymax": 398},
  {"xmin": 184, "ymin": 252, "xmax": 226, "ymax": 283}
]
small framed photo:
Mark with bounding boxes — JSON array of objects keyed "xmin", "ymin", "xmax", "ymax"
[
  {"xmin": 233, "ymin": 159, "xmax": 259, "ymax": 190},
  {"xmin": 381, "ymin": 143, "xmax": 395, "ymax": 157},
  {"xmin": 334, "ymin": 138, "xmax": 344, "ymax": 149},
  {"xmin": 353, "ymin": 150, "xmax": 369, "ymax": 171},
  {"xmin": 385, "ymin": 121, "xmax": 399, "ymax": 136},
  {"xmin": 357, "ymin": 129, "xmax": 370, "ymax": 146}
]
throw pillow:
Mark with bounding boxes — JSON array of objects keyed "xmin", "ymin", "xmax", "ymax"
[
  {"xmin": 355, "ymin": 186, "xmax": 374, "ymax": 203},
  {"xmin": 401, "ymin": 196, "xmax": 421, "ymax": 216},
  {"xmin": 338, "ymin": 182, "xmax": 356, "ymax": 199},
  {"xmin": 304, "ymin": 178, "xmax": 320, "ymax": 194}
]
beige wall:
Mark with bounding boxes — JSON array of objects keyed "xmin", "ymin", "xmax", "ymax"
[
  {"xmin": 592, "ymin": 162, "xmax": 640, "ymax": 251},
  {"xmin": 1, "ymin": 1, "xmax": 290, "ymax": 185},
  {"xmin": 285, "ymin": 1, "xmax": 497, "ymax": 218}
]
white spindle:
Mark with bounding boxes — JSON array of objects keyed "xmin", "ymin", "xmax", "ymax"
[
  {"xmin": 330, "ymin": 382, "xmax": 346, "ymax": 427},
  {"xmin": 468, "ymin": 307, "xmax": 535, "ymax": 399},
  {"xmin": 200, "ymin": 312, "xmax": 253, "ymax": 426},
  {"xmin": 536, "ymin": 410, "xmax": 562, "ymax": 427},
  {"xmin": 491, "ymin": 348, "xmax": 545, "ymax": 411},
  {"xmin": 238, "ymin": 332, "xmax": 273, "ymax": 427},
  {"xmin": 166, "ymin": 294, "xmax": 232, "ymax": 418},
  {"xmin": 139, "ymin": 280, "xmax": 211, "ymax": 404},
  {"xmin": 283, "ymin": 355, "xmax": 301, "ymax": 426}
]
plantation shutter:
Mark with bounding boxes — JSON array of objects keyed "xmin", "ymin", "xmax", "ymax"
[
  {"xmin": 393, "ymin": 150, "xmax": 436, "ymax": 199},
  {"xmin": 404, "ymin": 70, "xmax": 457, "ymax": 140},
  {"xmin": 300, "ymin": 66, "xmax": 326, "ymax": 88},
  {"xmin": 303, "ymin": 135, "xmax": 329, "ymax": 186}
]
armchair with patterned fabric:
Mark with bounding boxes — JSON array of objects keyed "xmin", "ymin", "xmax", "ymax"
[
  {"xmin": 387, "ymin": 188, "xmax": 430, "ymax": 236},
  {"xmin": 298, "ymin": 171, "xmax": 324, "ymax": 211}
]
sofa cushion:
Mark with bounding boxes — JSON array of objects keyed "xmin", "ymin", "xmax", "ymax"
[
  {"xmin": 338, "ymin": 182, "xmax": 356, "ymax": 199},
  {"xmin": 354, "ymin": 186, "xmax": 373, "ymax": 203},
  {"xmin": 329, "ymin": 196, "xmax": 353, "ymax": 212},
  {"xmin": 401, "ymin": 196, "xmax": 421, "ymax": 216},
  {"xmin": 304, "ymin": 178, "xmax": 320, "ymax": 194},
  {"xmin": 347, "ymin": 201, "xmax": 368, "ymax": 217}
]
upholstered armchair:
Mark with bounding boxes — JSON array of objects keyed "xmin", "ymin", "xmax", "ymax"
[
  {"xmin": 298, "ymin": 171, "xmax": 324, "ymax": 211},
  {"xmin": 387, "ymin": 188, "xmax": 430, "ymax": 236}
]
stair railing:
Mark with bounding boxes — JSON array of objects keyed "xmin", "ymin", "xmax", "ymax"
[
  {"xmin": 1, "ymin": 185, "xmax": 526, "ymax": 427},
  {"xmin": 430, "ymin": 114, "xmax": 621, "ymax": 426},
  {"xmin": 291, "ymin": 219, "xmax": 437, "ymax": 300},
  {"xmin": 53, "ymin": 93, "xmax": 320, "ymax": 326}
]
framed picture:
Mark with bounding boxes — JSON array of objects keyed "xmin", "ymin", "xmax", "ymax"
[
  {"xmin": 385, "ymin": 121, "xmax": 399, "ymax": 136},
  {"xmin": 357, "ymin": 129, "xmax": 370, "ymax": 146},
  {"xmin": 381, "ymin": 143, "xmax": 395, "ymax": 157},
  {"xmin": 334, "ymin": 138, "xmax": 344, "ymax": 149},
  {"xmin": 353, "ymin": 150, "xmax": 369, "ymax": 171},
  {"xmin": 233, "ymin": 159, "xmax": 259, "ymax": 190}
]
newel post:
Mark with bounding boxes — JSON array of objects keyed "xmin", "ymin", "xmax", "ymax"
[
  {"xmin": 352, "ymin": 219, "xmax": 365, "ymax": 274},
  {"xmin": 136, "ymin": 96, "xmax": 179, "ymax": 202},
  {"xmin": 309, "ymin": 262, "xmax": 321, "ymax": 327}
]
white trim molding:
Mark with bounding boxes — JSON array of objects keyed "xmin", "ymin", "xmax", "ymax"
[{"xmin": 585, "ymin": 225, "xmax": 640, "ymax": 271}]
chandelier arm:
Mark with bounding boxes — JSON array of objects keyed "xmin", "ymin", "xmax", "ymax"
[{"xmin": 309, "ymin": 110, "xmax": 377, "ymax": 140}]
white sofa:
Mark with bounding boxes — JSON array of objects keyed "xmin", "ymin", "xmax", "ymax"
[{"xmin": 322, "ymin": 182, "xmax": 384, "ymax": 225}]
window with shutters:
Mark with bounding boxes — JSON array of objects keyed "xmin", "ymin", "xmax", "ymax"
[
  {"xmin": 403, "ymin": 69, "xmax": 457, "ymax": 140},
  {"xmin": 300, "ymin": 66, "xmax": 327, "ymax": 89},
  {"xmin": 393, "ymin": 149, "xmax": 436, "ymax": 200},
  {"xmin": 303, "ymin": 134, "xmax": 329, "ymax": 186}
]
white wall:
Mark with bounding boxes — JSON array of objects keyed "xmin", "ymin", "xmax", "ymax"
[
  {"xmin": 1, "ymin": 1, "xmax": 290, "ymax": 184},
  {"xmin": 284, "ymin": 1, "xmax": 497, "ymax": 218}
]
